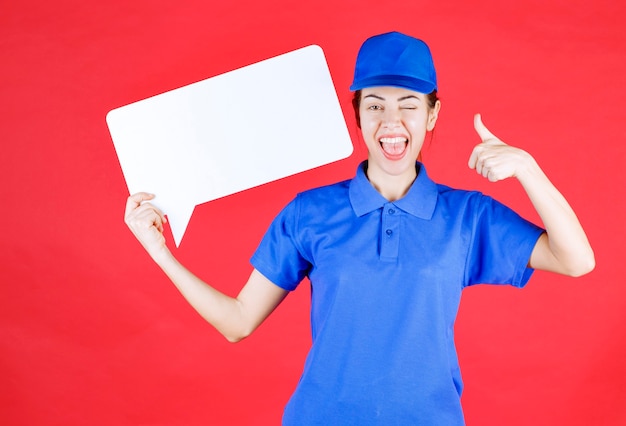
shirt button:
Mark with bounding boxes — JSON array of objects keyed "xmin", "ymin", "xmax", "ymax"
[
  {"xmin": 388, "ymin": 208, "xmax": 395, "ymax": 215},
  {"xmin": 386, "ymin": 229, "xmax": 393, "ymax": 236}
]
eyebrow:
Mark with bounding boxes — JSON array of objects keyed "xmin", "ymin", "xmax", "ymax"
[{"xmin": 362, "ymin": 94, "xmax": 421, "ymax": 102}]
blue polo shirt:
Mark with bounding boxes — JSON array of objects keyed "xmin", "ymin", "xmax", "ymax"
[{"xmin": 251, "ymin": 162, "xmax": 544, "ymax": 425}]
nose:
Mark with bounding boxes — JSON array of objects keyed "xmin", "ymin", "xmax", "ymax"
[{"xmin": 382, "ymin": 108, "xmax": 401, "ymax": 128}]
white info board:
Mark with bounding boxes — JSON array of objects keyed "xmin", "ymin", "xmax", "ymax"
[{"xmin": 107, "ymin": 45, "xmax": 353, "ymax": 247}]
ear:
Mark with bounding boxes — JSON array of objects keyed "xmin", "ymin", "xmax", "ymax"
[{"xmin": 426, "ymin": 100, "xmax": 441, "ymax": 131}]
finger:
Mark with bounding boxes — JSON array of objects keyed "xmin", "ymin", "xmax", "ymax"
[
  {"xmin": 471, "ymin": 147, "xmax": 496, "ymax": 176},
  {"xmin": 130, "ymin": 207, "xmax": 165, "ymax": 235},
  {"xmin": 141, "ymin": 202, "xmax": 167, "ymax": 225},
  {"xmin": 474, "ymin": 113, "xmax": 498, "ymax": 143},
  {"xmin": 481, "ymin": 163, "xmax": 490, "ymax": 179},
  {"xmin": 144, "ymin": 210, "xmax": 165, "ymax": 233},
  {"xmin": 124, "ymin": 192, "xmax": 155, "ymax": 218},
  {"xmin": 128, "ymin": 201, "xmax": 168, "ymax": 228},
  {"xmin": 468, "ymin": 145, "xmax": 481, "ymax": 169},
  {"xmin": 124, "ymin": 193, "xmax": 167, "ymax": 225}
]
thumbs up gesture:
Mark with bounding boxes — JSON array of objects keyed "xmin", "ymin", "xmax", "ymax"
[{"xmin": 468, "ymin": 114, "xmax": 533, "ymax": 182}]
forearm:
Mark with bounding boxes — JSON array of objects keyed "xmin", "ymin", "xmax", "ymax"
[
  {"xmin": 152, "ymin": 248, "xmax": 248, "ymax": 342},
  {"xmin": 124, "ymin": 193, "xmax": 286, "ymax": 341},
  {"xmin": 516, "ymin": 156, "xmax": 595, "ymax": 276},
  {"xmin": 470, "ymin": 115, "xmax": 594, "ymax": 276}
]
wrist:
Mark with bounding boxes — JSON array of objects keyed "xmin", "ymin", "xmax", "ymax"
[
  {"xmin": 515, "ymin": 151, "xmax": 541, "ymax": 181},
  {"xmin": 150, "ymin": 244, "xmax": 173, "ymax": 266}
]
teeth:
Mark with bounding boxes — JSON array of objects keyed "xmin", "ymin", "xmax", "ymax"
[
  {"xmin": 379, "ymin": 137, "xmax": 407, "ymax": 144},
  {"xmin": 380, "ymin": 136, "xmax": 408, "ymax": 156}
]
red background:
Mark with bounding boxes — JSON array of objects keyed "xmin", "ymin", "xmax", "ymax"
[{"xmin": 2, "ymin": 1, "xmax": 625, "ymax": 425}]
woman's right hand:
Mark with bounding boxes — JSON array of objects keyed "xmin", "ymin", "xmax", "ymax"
[{"xmin": 124, "ymin": 192, "xmax": 169, "ymax": 259}]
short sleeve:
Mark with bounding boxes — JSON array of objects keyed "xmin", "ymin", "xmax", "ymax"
[
  {"xmin": 465, "ymin": 195, "xmax": 545, "ymax": 288},
  {"xmin": 250, "ymin": 196, "xmax": 312, "ymax": 291}
]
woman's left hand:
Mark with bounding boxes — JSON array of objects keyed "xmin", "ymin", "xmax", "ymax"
[
  {"xmin": 468, "ymin": 113, "xmax": 595, "ymax": 276},
  {"xmin": 468, "ymin": 114, "xmax": 534, "ymax": 182}
]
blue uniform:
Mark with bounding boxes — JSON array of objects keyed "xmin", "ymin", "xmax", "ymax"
[{"xmin": 251, "ymin": 162, "xmax": 544, "ymax": 425}]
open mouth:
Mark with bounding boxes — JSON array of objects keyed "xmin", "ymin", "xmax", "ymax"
[{"xmin": 379, "ymin": 136, "xmax": 408, "ymax": 158}]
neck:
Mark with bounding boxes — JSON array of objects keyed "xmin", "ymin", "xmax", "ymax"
[{"xmin": 365, "ymin": 162, "xmax": 418, "ymax": 201}]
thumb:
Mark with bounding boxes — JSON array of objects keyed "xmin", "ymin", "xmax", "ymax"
[{"xmin": 474, "ymin": 113, "xmax": 497, "ymax": 143}]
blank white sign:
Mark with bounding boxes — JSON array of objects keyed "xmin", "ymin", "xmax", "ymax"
[{"xmin": 107, "ymin": 45, "xmax": 353, "ymax": 246}]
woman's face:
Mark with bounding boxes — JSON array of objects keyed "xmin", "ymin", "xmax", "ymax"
[{"xmin": 359, "ymin": 86, "xmax": 440, "ymax": 180}]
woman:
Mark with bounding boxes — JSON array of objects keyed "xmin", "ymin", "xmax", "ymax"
[{"xmin": 125, "ymin": 31, "xmax": 594, "ymax": 425}]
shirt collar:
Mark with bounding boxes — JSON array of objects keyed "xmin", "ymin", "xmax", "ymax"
[{"xmin": 349, "ymin": 161, "xmax": 438, "ymax": 220}]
